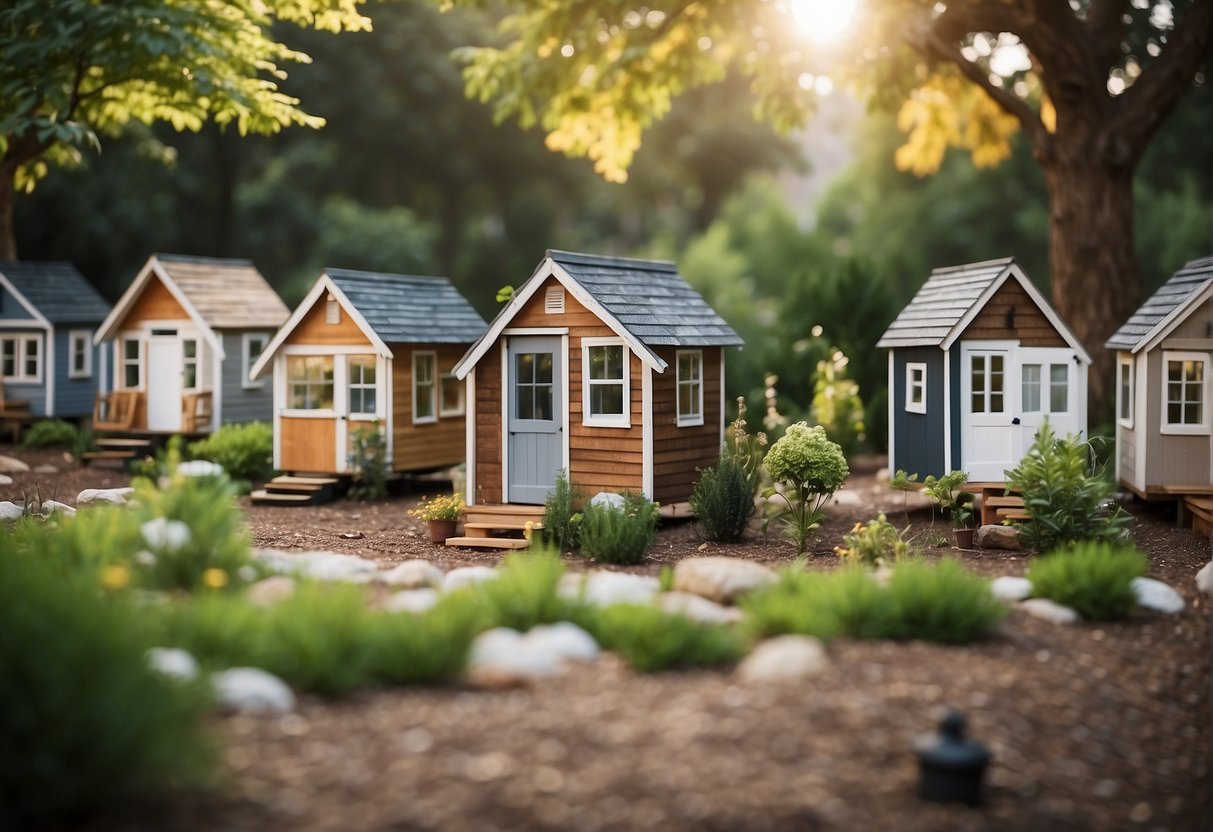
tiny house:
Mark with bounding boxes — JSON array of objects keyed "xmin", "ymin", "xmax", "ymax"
[
  {"xmin": 249, "ymin": 268, "xmax": 487, "ymax": 475},
  {"xmin": 94, "ymin": 254, "xmax": 289, "ymax": 434},
  {"xmin": 1105, "ymin": 255, "xmax": 1213, "ymax": 497},
  {"xmin": 877, "ymin": 257, "xmax": 1090, "ymax": 482},
  {"xmin": 452, "ymin": 249, "xmax": 743, "ymax": 507},
  {"xmin": 0, "ymin": 261, "xmax": 110, "ymax": 418}
]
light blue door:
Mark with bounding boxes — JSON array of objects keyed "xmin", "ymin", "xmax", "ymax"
[{"xmin": 507, "ymin": 336, "xmax": 562, "ymax": 504}]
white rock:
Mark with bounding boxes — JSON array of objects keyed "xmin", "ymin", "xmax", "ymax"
[
  {"xmin": 1131, "ymin": 577, "xmax": 1185, "ymax": 615},
  {"xmin": 40, "ymin": 500, "xmax": 75, "ymax": 516},
  {"xmin": 146, "ymin": 647, "xmax": 199, "ymax": 681},
  {"xmin": 33, "ymin": 464, "xmax": 59, "ymax": 474},
  {"xmin": 589, "ymin": 491, "xmax": 626, "ymax": 510},
  {"xmin": 383, "ymin": 588, "xmax": 440, "ymax": 614},
  {"xmin": 468, "ymin": 628, "xmax": 561, "ymax": 680},
  {"xmin": 990, "ymin": 576, "xmax": 1033, "ymax": 603},
  {"xmin": 525, "ymin": 622, "xmax": 600, "ymax": 663},
  {"xmin": 177, "ymin": 460, "xmax": 224, "ymax": 478},
  {"xmin": 141, "ymin": 517, "xmax": 191, "ymax": 552},
  {"xmin": 0, "ymin": 454, "xmax": 30, "ymax": 473},
  {"xmin": 976, "ymin": 524, "xmax": 1022, "ymax": 551},
  {"xmin": 77, "ymin": 487, "xmax": 135, "ymax": 507},
  {"xmin": 658, "ymin": 591, "xmax": 745, "ymax": 624},
  {"xmin": 673, "ymin": 557, "xmax": 777, "ymax": 604},
  {"xmin": 376, "ymin": 560, "xmax": 445, "ymax": 589},
  {"xmin": 212, "ymin": 668, "xmax": 296, "ymax": 715},
  {"xmin": 443, "ymin": 565, "xmax": 498, "ymax": 592},
  {"xmin": 561, "ymin": 570, "xmax": 661, "ymax": 607},
  {"xmin": 1196, "ymin": 562, "xmax": 1213, "ymax": 596},
  {"xmin": 0, "ymin": 473, "xmax": 11, "ymax": 485},
  {"xmin": 830, "ymin": 490, "xmax": 862, "ymax": 507},
  {"xmin": 0, "ymin": 501, "xmax": 24, "ymax": 521},
  {"xmin": 247, "ymin": 575, "xmax": 297, "ymax": 606},
  {"xmin": 737, "ymin": 636, "xmax": 828, "ymax": 683},
  {"xmin": 1019, "ymin": 598, "xmax": 1079, "ymax": 625},
  {"xmin": 254, "ymin": 549, "xmax": 379, "ymax": 582}
]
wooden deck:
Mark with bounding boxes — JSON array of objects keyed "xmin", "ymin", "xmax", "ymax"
[{"xmin": 445, "ymin": 504, "xmax": 546, "ymax": 550}]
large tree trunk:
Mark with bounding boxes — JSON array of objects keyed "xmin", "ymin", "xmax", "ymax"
[{"xmin": 0, "ymin": 165, "xmax": 16, "ymax": 261}]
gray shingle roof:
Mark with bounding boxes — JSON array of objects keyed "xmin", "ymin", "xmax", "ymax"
[
  {"xmin": 156, "ymin": 254, "xmax": 289, "ymax": 330},
  {"xmin": 548, "ymin": 250, "xmax": 743, "ymax": 347},
  {"xmin": 0, "ymin": 261, "xmax": 110, "ymax": 323},
  {"xmin": 1104, "ymin": 255, "xmax": 1213, "ymax": 351},
  {"xmin": 876, "ymin": 258, "xmax": 1016, "ymax": 349},
  {"xmin": 325, "ymin": 269, "xmax": 487, "ymax": 344}
]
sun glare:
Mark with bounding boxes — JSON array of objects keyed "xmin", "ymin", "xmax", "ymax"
[{"xmin": 789, "ymin": 0, "xmax": 859, "ymax": 42}]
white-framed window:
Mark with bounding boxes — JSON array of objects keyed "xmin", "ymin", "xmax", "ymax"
[
  {"xmin": 0, "ymin": 334, "xmax": 41, "ymax": 382},
  {"xmin": 287, "ymin": 355, "xmax": 334, "ymax": 410},
  {"xmin": 905, "ymin": 362, "xmax": 927, "ymax": 414},
  {"xmin": 582, "ymin": 337, "xmax": 630, "ymax": 428},
  {"xmin": 440, "ymin": 371, "xmax": 464, "ymax": 417},
  {"xmin": 969, "ymin": 353, "xmax": 1006, "ymax": 414},
  {"xmin": 348, "ymin": 355, "xmax": 377, "ymax": 417},
  {"xmin": 413, "ymin": 351, "xmax": 437, "ymax": 424},
  {"xmin": 182, "ymin": 338, "xmax": 198, "ymax": 390},
  {"xmin": 242, "ymin": 332, "xmax": 269, "ymax": 389},
  {"xmin": 69, "ymin": 330, "xmax": 93, "ymax": 379},
  {"xmin": 1118, "ymin": 356, "xmax": 1134, "ymax": 428},
  {"xmin": 120, "ymin": 337, "xmax": 141, "ymax": 389},
  {"xmin": 676, "ymin": 349, "xmax": 703, "ymax": 426},
  {"xmin": 1162, "ymin": 351, "xmax": 1210, "ymax": 434}
]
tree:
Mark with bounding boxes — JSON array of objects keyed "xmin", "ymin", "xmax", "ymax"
[
  {"xmin": 0, "ymin": 0, "xmax": 374, "ymax": 259},
  {"xmin": 452, "ymin": 0, "xmax": 1212, "ymax": 412}
]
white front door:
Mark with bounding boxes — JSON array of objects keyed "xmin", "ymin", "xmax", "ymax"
[
  {"xmin": 961, "ymin": 346, "xmax": 1014, "ymax": 481},
  {"xmin": 146, "ymin": 337, "xmax": 183, "ymax": 432},
  {"xmin": 1016, "ymin": 348, "xmax": 1084, "ymax": 454}
]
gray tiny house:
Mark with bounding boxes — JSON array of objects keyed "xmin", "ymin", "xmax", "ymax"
[
  {"xmin": 877, "ymin": 258, "xmax": 1090, "ymax": 482},
  {"xmin": 1105, "ymin": 255, "xmax": 1213, "ymax": 498},
  {"xmin": 0, "ymin": 261, "xmax": 111, "ymax": 418}
]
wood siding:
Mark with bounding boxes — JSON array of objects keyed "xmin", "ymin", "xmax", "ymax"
[
  {"xmin": 474, "ymin": 342, "xmax": 504, "ymax": 504},
  {"xmin": 220, "ymin": 331, "xmax": 275, "ymax": 424},
  {"xmin": 280, "ymin": 416, "xmax": 336, "ymax": 472},
  {"xmin": 652, "ymin": 346, "xmax": 722, "ymax": 503},
  {"xmin": 291, "ymin": 296, "xmax": 371, "ymax": 346},
  {"xmin": 958, "ymin": 280, "xmax": 1066, "ymax": 346},
  {"xmin": 392, "ymin": 344, "xmax": 467, "ymax": 472},
  {"xmin": 122, "ymin": 275, "xmax": 189, "ymax": 327}
]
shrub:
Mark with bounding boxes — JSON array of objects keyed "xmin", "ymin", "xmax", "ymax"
[
  {"xmin": 159, "ymin": 593, "xmax": 263, "ymax": 669},
  {"xmin": 590, "ymin": 604, "xmax": 747, "ymax": 672},
  {"xmin": 473, "ymin": 548, "xmax": 577, "ymax": 631},
  {"xmin": 811, "ymin": 567, "xmax": 906, "ymax": 640},
  {"xmin": 187, "ymin": 421, "xmax": 274, "ymax": 481},
  {"xmin": 348, "ymin": 421, "xmax": 388, "ymax": 501},
  {"xmin": 1005, "ymin": 422, "xmax": 1131, "ymax": 552},
  {"xmin": 366, "ymin": 593, "xmax": 483, "ymax": 684},
  {"xmin": 543, "ymin": 469, "xmax": 584, "ymax": 551},
  {"xmin": 923, "ymin": 470, "xmax": 976, "ymax": 528},
  {"xmin": 690, "ymin": 457, "xmax": 755, "ymax": 542},
  {"xmin": 21, "ymin": 418, "xmax": 77, "ymax": 448},
  {"xmin": 578, "ymin": 492, "xmax": 660, "ymax": 564},
  {"xmin": 835, "ymin": 513, "xmax": 914, "ymax": 566},
  {"xmin": 741, "ymin": 561, "xmax": 840, "ymax": 640},
  {"xmin": 1027, "ymin": 542, "xmax": 1147, "ymax": 621},
  {"xmin": 887, "ymin": 559, "xmax": 1007, "ymax": 643},
  {"xmin": 762, "ymin": 422, "xmax": 849, "ymax": 553},
  {"xmin": 811, "ymin": 346, "xmax": 866, "ymax": 456},
  {"xmin": 724, "ymin": 397, "xmax": 768, "ymax": 495}
]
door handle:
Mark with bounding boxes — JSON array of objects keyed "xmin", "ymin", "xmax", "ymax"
[{"xmin": 1011, "ymin": 417, "xmax": 1021, "ymax": 425}]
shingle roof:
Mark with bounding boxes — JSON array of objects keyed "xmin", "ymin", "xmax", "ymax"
[
  {"xmin": 876, "ymin": 258, "xmax": 1017, "ymax": 349},
  {"xmin": 548, "ymin": 250, "xmax": 743, "ymax": 347},
  {"xmin": 325, "ymin": 269, "xmax": 487, "ymax": 344},
  {"xmin": 0, "ymin": 261, "xmax": 109, "ymax": 323},
  {"xmin": 1104, "ymin": 256, "xmax": 1213, "ymax": 351},
  {"xmin": 156, "ymin": 254, "xmax": 289, "ymax": 330}
]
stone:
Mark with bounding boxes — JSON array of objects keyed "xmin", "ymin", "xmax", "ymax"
[
  {"xmin": 560, "ymin": 570, "xmax": 661, "ymax": 607},
  {"xmin": 33, "ymin": 464, "xmax": 59, "ymax": 474},
  {"xmin": 990, "ymin": 576, "xmax": 1033, "ymax": 603},
  {"xmin": 1131, "ymin": 577, "xmax": 1185, "ymax": 615},
  {"xmin": 247, "ymin": 576, "xmax": 297, "ymax": 606},
  {"xmin": 383, "ymin": 588, "xmax": 441, "ymax": 614},
  {"xmin": 1196, "ymin": 562, "xmax": 1213, "ymax": 596},
  {"xmin": 673, "ymin": 557, "xmax": 777, "ymax": 604},
  {"xmin": 525, "ymin": 622, "xmax": 600, "ymax": 663},
  {"xmin": 177, "ymin": 459, "xmax": 224, "ymax": 478},
  {"xmin": 376, "ymin": 559, "xmax": 445, "ymax": 589},
  {"xmin": 146, "ymin": 647, "xmax": 199, "ymax": 681},
  {"xmin": 0, "ymin": 454, "xmax": 30, "ymax": 473},
  {"xmin": 468, "ymin": 628, "xmax": 562, "ymax": 682},
  {"xmin": 658, "ymin": 591, "xmax": 745, "ymax": 624},
  {"xmin": 737, "ymin": 636, "xmax": 829, "ymax": 683},
  {"xmin": 0, "ymin": 474, "xmax": 11, "ymax": 485},
  {"xmin": 77, "ymin": 487, "xmax": 135, "ymax": 507},
  {"xmin": 830, "ymin": 489, "xmax": 862, "ymax": 507},
  {"xmin": 254, "ymin": 549, "xmax": 379, "ymax": 582},
  {"xmin": 976, "ymin": 524, "xmax": 1022, "ymax": 551},
  {"xmin": 589, "ymin": 491, "xmax": 626, "ymax": 510},
  {"xmin": 40, "ymin": 500, "xmax": 76, "ymax": 516},
  {"xmin": 1019, "ymin": 598, "xmax": 1079, "ymax": 625},
  {"xmin": 141, "ymin": 517, "xmax": 191, "ymax": 552},
  {"xmin": 444, "ymin": 565, "xmax": 498, "ymax": 592},
  {"xmin": 212, "ymin": 668, "xmax": 296, "ymax": 715},
  {"xmin": 0, "ymin": 501, "xmax": 23, "ymax": 521}
]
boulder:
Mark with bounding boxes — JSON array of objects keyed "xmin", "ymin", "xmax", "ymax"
[
  {"xmin": 77, "ymin": 487, "xmax": 135, "ymax": 508},
  {"xmin": 40, "ymin": 500, "xmax": 76, "ymax": 516},
  {"xmin": 468, "ymin": 628, "xmax": 561, "ymax": 683},
  {"xmin": 1196, "ymin": 562, "xmax": 1213, "ymax": 596},
  {"xmin": 0, "ymin": 454, "xmax": 30, "ymax": 473},
  {"xmin": 589, "ymin": 491, "xmax": 626, "ymax": 510},
  {"xmin": 976, "ymin": 524, "xmax": 1022, "ymax": 551},
  {"xmin": 560, "ymin": 571, "xmax": 661, "ymax": 607},
  {"xmin": 376, "ymin": 559, "xmax": 445, "ymax": 589},
  {"xmin": 658, "ymin": 591, "xmax": 745, "ymax": 625},
  {"xmin": 247, "ymin": 576, "xmax": 297, "ymax": 606},
  {"xmin": 146, "ymin": 647, "xmax": 199, "ymax": 682},
  {"xmin": 383, "ymin": 588, "xmax": 441, "ymax": 614},
  {"xmin": 141, "ymin": 517, "xmax": 191, "ymax": 552},
  {"xmin": 0, "ymin": 474, "xmax": 11, "ymax": 485},
  {"xmin": 830, "ymin": 490, "xmax": 862, "ymax": 507},
  {"xmin": 1019, "ymin": 598, "xmax": 1079, "ymax": 625},
  {"xmin": 0, "ymin": 501, "xmax": 24, "ymax": 521},
  {"xmin": 212, "ymin": 668, "xmax": 296, "ymax": 715},
  {"xmin": 254, "ymin": 549, "xmax": 378, "ymax": 582},
  {"xmin": 673, "ymin": 557, "xmax": 777, "ymax": 604},
  {"xmin": 737, "ymin": 636, "xmax": 829, "ymax": 683},
  {"xmin": 525, "ymin": 622, "xmax": 600, "ymax": 663},
  {"xmin": 177, "ymin": 460, "xmax": 224, "ymax": 478},
  {"xmin": 1131, "ymin": 577, "xmax": 1185, "ymax": 615},
  {"xmin": 444, "ymin": 565, "xmax": 498, "ymax": 592},
  {"xmin": 990, "ymin": 576, "xmax": 1033, "ymax": 603}
]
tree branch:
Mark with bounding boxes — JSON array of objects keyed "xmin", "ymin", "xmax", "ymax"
[{"xmin": 1084, "ymin": 0, "xmax": 1132, "ymax": 69}]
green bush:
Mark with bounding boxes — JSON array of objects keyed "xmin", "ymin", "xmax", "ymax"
[
  {"xmin": 21, "ymin": 418, "xmax": 77, "ymax": 448},
  {"xmin": 690, "ymin": 457, "xmax": 755, "ymax": 542},
  {"xmin": 811, "ymin": 346, "xmax": 866, "ymax": 456},
  {"xmin": 348, "ymin": 421, "xmax": 388, "ymax": 501},
  {"xmin": 811, "ymin": 567, "xmax": 906, "ymax": 640},
  {"xmin": 578, "ymin": 492, "xmax": 660, "ymax": 564},
  {"xmin": 887, "ymin": 559, "xmax": 1007, "ymax": 643},
  {"xmin": 590, "ymin": 604, "xmax": 747, "ymax": 672},
  {"xmin": 158, "ymin": 593, "xmax": 263, "ymax": 669},
  {"xmin": 740, "ymin": 561, "xmax": 840, "ymax": 640},
  {"xmin": 473, "ymin": 548, "xmax": 577, "ymax": 631},
  {"xmin": 724, "ymin": 396, "xmax": 768, "ymax": 495},
  {"xmin": 366, "ymin": 593, "xmax": 482, "ymax": 684},
  {"xmin": 1005, "ymin": 422, "xmax": 1130, "ymax": 552},
  {"xmin": 1027, "ymin": 543, "xmax": 1147, "ymax": 621},
  {"xmin": 543, "ymin": 469, "xmax": 584, "ymax": 551},
  {"xmin": 762, "ymin": 422, "xmax": 849, "ymax": 553},
  {"xmin": 835, "ymin": 513, "xmax": 914, "ymax": 566},
  {"xmin": 0, "ymin": 553, "xmax": 212, "ymax": 826},
  {"xmin": 922, "ymin": 470, "xmax": 976, "ymax": 529},
  {"xmin": 187, "ymin": 421, "xmax": 274, "ymax": 481}
]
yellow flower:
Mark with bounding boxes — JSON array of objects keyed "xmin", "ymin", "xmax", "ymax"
[
  {"xmin": 852, "ymin": 522, "xmax": 863, "ymax": 532},
  {"xmin": 524, "ymin": 520, "xmax": 534, "ymax": 541},
  {"xmin": 101, "ymin": 563, "xmax": 131, "ymax": 590},
  {"xmin": 202, "ymin": 568, "xmax": 229, "ymax": 589}
]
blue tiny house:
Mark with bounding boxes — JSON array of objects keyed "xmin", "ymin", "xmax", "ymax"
[
  {"xmin": 0, "ymin": 261, "xmax": 111, "ymax": 418},
  {"xmin": 877, "ymin": 258, "xmax": 1090, "ymax": 482}
]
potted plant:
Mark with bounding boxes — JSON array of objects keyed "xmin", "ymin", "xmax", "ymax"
[
  {"xmin": 923, "ymin": 471, "xmax": 977, "ymax": 549},
  {"xmin": 408, "ymin": 493, "xmax": 464, "ymax": 543}
]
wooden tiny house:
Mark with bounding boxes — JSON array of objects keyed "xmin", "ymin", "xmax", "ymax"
[
  {"xmin": 250, "ymin": 269, "xmax": 487, "ymax": 475},
  {"xmin": 877, "ymin": 258, "xmax": 1091, "ymax": 481},
  {"xmin": 94, "ymin": 254, "xmax": 289, "ymax": 434},
  {"xmin": 452, "ymin": 249, "xmax": 742, "ymax": 510}
]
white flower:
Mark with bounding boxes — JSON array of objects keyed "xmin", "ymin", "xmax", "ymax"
[
  {"xmin": 141, "ymin": 517, "xmax": 192, "ymax": 553},
  {"xmin": 177, "ymin": 460, "xmax": 224, "ymax": 478},
  {"xmin": 134, "ymin": 550, "xmax": 158, "ymax": 566}
]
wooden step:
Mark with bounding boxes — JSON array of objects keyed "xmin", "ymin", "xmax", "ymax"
[
  {"xmin": 996, "ymin": 508, "xmax": 1031, "ymax": 521},
  {"xmin": 985, "ymin": 495, "xmax": 1025, "ymax": 508},
  {"xmin": 95, "ymin": 437, "xmax": 153, "ymax": 449},
  {"xmin": 250, "ymin": 489, "xmax": 313, "ymax": 505},
  {"xmin": 266, "ymin": 481, "xmax": 327, "ymax": 494},
  {"xmin": 466, "ymin": 504, "xmax": 546, "ymax": 516},
  {"xmin": 273, "ymin": 475, "xmax": 340, "ymax": 486},
  {"xmin": 463, "ymin": 521, "xmax": 543, "ymax": 532},
  {"xmin": 81, "ymin": 449, "xmax": 137, "ymax": 460},
  {"xmin": 444, "ymin": 536, "xmax": 532, "ymax": 550}
]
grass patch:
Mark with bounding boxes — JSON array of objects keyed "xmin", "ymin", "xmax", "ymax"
[{"xmin": 1027, "ymin": 542, "xmax": 1147, "ymax": 621}]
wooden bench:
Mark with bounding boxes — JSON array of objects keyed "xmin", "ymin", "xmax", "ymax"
[
  {"xmin": 0, "ymin": 380, "xmax": 34, "ymax": 442},
  {"xmin": 182, "ymin": 391, "xmax": 213, "ymax": 434},
  {"xmin": 1180, "ymin": 496, "xmax": 1212, "ymax": 537}
]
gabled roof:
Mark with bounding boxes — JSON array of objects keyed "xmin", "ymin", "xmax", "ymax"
[
  {"xmin": 1105, "ymin": 255, "xmax": 1213, "ymax": 353},
  {"xmin": 0, "ymin": 261, "xmax": 109, "ymax": 324},
  {"xmin": 455, "ymin": 249, "xmax": 742, "ymax": 378},
  {"xmin": 876, "ymin": 257, "xmax": 1091, "ymax": 363}
]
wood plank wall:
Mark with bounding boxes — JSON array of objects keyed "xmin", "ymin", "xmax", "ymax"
[
  {"xmin": 280, "ymin": 416, "xmax": 337, "ymax": 471},
  {"xmin": 291, "ymin": 296, "xmax": 371, "ymax": 345},
  {"xmin": 652, "ymin": 346, "xmax": 722, "ymax": 503},
  {"xmin": 392, "ymin": 344, "xmax": 467, "ymax": 472},
  {"xmin": 474, "ymin": 342, "xmax": 504, "ymax": 504},
  {"xmin": 122, "ymin": 275, "xmax": 188, "ymax": 326},
  {"xmin": 958, "ymin": 280, "xmax": 1066, "ymax": 346}
]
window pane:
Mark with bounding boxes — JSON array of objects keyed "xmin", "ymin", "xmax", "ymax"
[
  {"xmin": 516, "ymin": 353, "xmax": 533, "ymax": 384},
  {"xmin": 1185, "ymin": 402, "xmax": 1201, "ymax": 424},
  {"xmin": 970, "ymin": 357, "xmax": 985, "ymax": 393},
  {"xmin": 517, "ymin": 388, "xmax": 534, "ymax": 420},
  {"xmin": 605, "ymin": 346, "xmax": 623, "ymax": 378},
  {"xmin": 990, "ymin": 392, "xmax": 1004, "ymax": 413},
  {"xmin": 1021, "ymin": 364, "xmax": 1041, "ymax": 413},
  {"xmin": 971, "ymin": 392, "xmax": 984, "ymax": 413},
  {"xmin": 591, "ymin": 383, "xmax": 623, "ymax": 416},
  {"xmin": 679, "ymin": 383, "xmax": 695, "ymax": 416},
  {"xmin": 679, "ymin": 353, "xmax": 692, "ymax": 378},
  {"xmin": 1168, "ymin": 402, "xmax": 1182, "ymax": 423},
  {"xmin": 1190, "ymin": 360, "xmax": 1204, "ymax": 382},
  {"xmin": 1168, "ymin": 361, "xmax": 1183, "ymax": 382},
  {"xmin": 588, "ymin": 347, "xmax": 606, "ymax": 380},
  {"xmin": 1168, "ymin": 381, "xmax": 1182, "ymax": 403},
  {"xmin": 183, "ymin": 365, "xmax": 197, "ymax": 389},
  {"xmin": 124, "ymin": 364, "xmax": 139, "ymax": 388},
  {"xmin": 124, "ymin": 339, "xmax": 139, "ymax": 361},
  {"xmin": 183, "ymin": 340, "xmax": 196, "ymax": 359},
  {"xmin": 536, "ymin": 353, "xmax": 553, "ymax": 384},
  {"xmin": 1049, "ymin": 364, "xmax": 1068, "ymax": 412},
  {"xmin": 415, "ymin": 385, "xmax": 433, "ymax": 418},
  {"xmin": 534, "ymin": 385, "xmax": 553, "ymax": 420}
]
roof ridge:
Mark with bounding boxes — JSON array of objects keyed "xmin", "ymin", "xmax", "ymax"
[
  {"xmin": 325, "ymin": 268, "xmax": 450, "ymax": 282},
  {"xmin": 155, "ymin": 252, "xmax": 256, "ymax": 267},
  {"xmin": 928, "ymin": 256, "xmax": 1016, "ymax": 276},
  {"xmin": 547, "ymin": 248, "xmax": 678, "ymax": 273}
]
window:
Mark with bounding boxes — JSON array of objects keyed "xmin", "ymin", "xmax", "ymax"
[
  {"xmin": 287, "ymin": 355, "xmax": 334, "ymax": 410},
  {"xmin": 514, "ymin": 352, "xmax": 554, "ymax": 421},
  {"xmin": 1021, "ymin": 364, "xmax": 1041, "ymax": 412},
  {"xmin": 413, "ymin": 351, "xmax": 436, "ymax": 423},
  {"xmin": 348, "ymin": 355, "xmax": 377, "ymax": 416},
  {"xmin": 0, "ymin": 339, "xmax": 13, "ymax": 378},
  {"xmin": 677, "ymin": 350, "xmax": 703, "ymax": 426},
  {"xmin": 1049, "ymin": 364, "xmax": 1069, "ymax": 413},
  {"xmin": 69, "ymin": 330, "xmax": 93, "ymax": 379},
  {"xmin": 242, "ymin": 333, "xmax": 268, "ymax": 389},
  {"xmin": 1162, "ymin": 351, "xmax": 1210, "ymax": 434},
  {"xmin": 1118, "ymin": 357, "xmax": 1134, "ymax": 427},
  {"xmin": 969, "ymin": 353, "xmax": 1005, "ymax": 413},
  {"xmin": 582, "ymin": 338, "xmax": 629, "ymax": 427},
  {"xmin": 440, "ymin": 372, "xmax": 464, "ymax": 417},
  {"xmin": 0, "ymin": 335, "xmax": 39, "ymax": 381},
  {"xmin": 905, "ymin": 362, "xmax": 927, "ymax": 414},
  {"xmin": 182, "ymin": 339, "xmax": 198, "ymax": 390},
  {"xmin": 121, "ymin": 337, "xmax": 141, "ymax": 389}
]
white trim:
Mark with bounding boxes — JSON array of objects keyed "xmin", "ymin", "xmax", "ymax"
[
  {"xmin": 503, "ymin": 326, "xmax": 569, "ymax": 336},
  {"xmin": 0, "ymin": 333, "xmax": 45, "ymax": 384},
  {"xmin": 282, "ymin": 353, "xmax": 336, "ymax": 415},
  {"xmin": 887, "ymin": 351, "xmax": 895, "ymax": 476},
  {"xmin": 0, "ymin": 320, "xmax": 50, "ymax": 329},
  {"xmin": 581, "ymin": 336, "xmax": 631, "ymax": 428},
  {"xmin": 384, "ymin": 355, "xmax": 394, "ymax": 468},
  {"xmin": 99, "ymin": 337, "xmax": 108, "ymax": 395},
  {"xmin": 904, "ymin": 361, "xmax": 927, "ymax": 414},
  {"xmin": 439, "ymin": 371, "xmax": 465, "ymax": 417},
  {"xmin": 1117, "ymin": 353, "xmax": 1134, "ymax": 429},
  {"xmin": 1134, "ymin": 351, "xmax": 1148, "ymax": 492},
  {"xmin": 210, "ymin": 343, "xmax": 223, "ymax": 428},
  {"xmin": 44, "ymin": 329, "xmax": 55, "ymax": 415},
  {"xmin": 561, "ymin": 333, "xmax": 571, "ymax": 474},
  {"xmin": 412, "ymin": 350, "xmax": 438, "ymax": 424},
  {"xmin": 345, "ymin": 353, "xmax": 381, "ymax": 419},
  {"xmin": 333, "ymin": 354, "xmax": 349, "ymax": 472},
  {"xmin": 117, "ymin": 335, "xmax": 143, "ymax": 390},
  {"xmin": 0, "ymin": 271, "xmax": 52, "ymax": 327},
  {"xmin": 241, "ymin": 332, "xmax": 270, "ymax": 389},
  {"xmin": 1135, "ymin": 279, "xmax": 1213, "ymax": 354},
  {"xmin": 68, "ymin": 329, "xmax": 93, "ymax": 379},
  {"xmin": 500, "ymin": 343, "xmax": 508, "ymax": 503},
  {"xmin": 642, "ymin": 365, "xmax": 654, "ymax": 498},
  {"xmin": 181, "ymin": 336, "xmax": 200, "ymax": 393},
  {"xmin": 95, "ymin": 257, "xmax": 223, "ymax": 356},
  {"xmin": 466, "ymin": 367, "xmax": 476, "ymax": 506},
  {"xmin": 942, "ymin": 348, "xmax": 952, "ymax": 472},
  {"xmin": 1159, "ymin": 350, "xmax": 1211, "ymax": 435},
  {"xmin": 272, "ymin": 354, "xmax": 283, "ymax": 469},
  {"xmin": 675, "ymin": 349, "xmax": 705, "ymax": 427},
  {"xmin": 719, "ymin": 350, "xmax": 727, "ymax": 453}
]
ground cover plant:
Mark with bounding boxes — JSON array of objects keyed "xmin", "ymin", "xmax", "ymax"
[
  {"xmin": 1026, "ymin": 542, "xmax": 1148, "ymax": 621},
  {"xmin": 762, "ymin": 422, "xmax": 849, "ymax": 553},
  {"xmin": 543, "ymin": 469, "xmax": 584, "ymax": 551},
  {"xmin": 21, "ymin": 418, "xmax": 77, "ymax": 448},
  {"xmin": 591, "ymin": 604, "xmax": 747, "ymax": 672},
  {"xmin": 690, "ymin": 456, "xmax": 755, "ymax": 542},
  {"xmin": 187, "ymin": 421, "xmax": 274, "ymax": 482},
  {"xmin": 834, "ymin": 513, "xmax": 913, "ymax": 566},
  {"xmin": 578, "ymin": 491, "xmax": 660, "ymax": 564}
]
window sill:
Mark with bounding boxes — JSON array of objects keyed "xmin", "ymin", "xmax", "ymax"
[
  {"xmin": 583, "ymin": 416, "xmax": 631, "ymax": 429},
  {"xmin": 1160, "ymin": 424, "xmax": 1211, "ymax": 436},
  {"xmin": 905, "ymin": 405, "xmax": 927, "ymax": 415},
  {"xmin": 676, "ymin": 415, "xmax": 704, "ymax": 428},
  {"xmin": 1116, "ymin": 418, "xmax": 1134, "ymax": 430},
  {"xmin": 68, "ymin": 372, "xmax": 92, "ymax": 380},
  {"xmin": 282, "ymin": 409, "xmax": 336, "ymax": 418},
  {"xmin": 412, "ymin": 415, "xmax": 438, "ymax": 426}
]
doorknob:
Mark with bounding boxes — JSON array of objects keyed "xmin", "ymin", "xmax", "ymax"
[{"xmin": 1011, "ymin": 417, "xmax": 1021, "ymax": 425}]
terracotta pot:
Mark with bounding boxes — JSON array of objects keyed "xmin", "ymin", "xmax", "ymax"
[
  {"xmin": 953, "ymin": 527, "xmax": 976, "ymax": 550},
  {"xmin": 427, "ymin": 519, "xmax": 458, "ymax": 544}
]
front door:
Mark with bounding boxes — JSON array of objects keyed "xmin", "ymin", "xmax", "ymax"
[
  {"xmin": 1016, "ymin": 348, "xmax": 1083, "ymax": 455},
  {"xmin": 961, "ymin": 347, "xmax": 1014, "ymax": 481},
  {"xmin": 507, "ymin": 336, "xmax": 563, "ymax": 504},
  {"xmin": 146, "ymin": 336, "xmax": 182, "ymax": 432}
]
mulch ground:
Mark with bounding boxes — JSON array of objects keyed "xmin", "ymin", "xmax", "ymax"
[{"xmin": 5, "ymin": 446, "xmax": 1211, "ymax": 832}]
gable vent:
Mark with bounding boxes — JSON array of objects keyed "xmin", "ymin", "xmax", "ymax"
[
  {"xmin": 325, "ymin": 296, "xmax": 340, "ymax": 325},
  {"xmin": 545, "ymin": 286, "xmax": 565, "ymax": 314}
]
